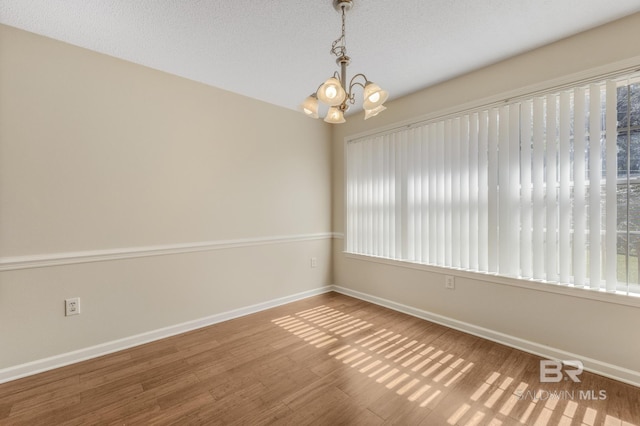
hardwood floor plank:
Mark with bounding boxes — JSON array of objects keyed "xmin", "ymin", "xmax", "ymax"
[
  {"xmin": 7, "ymin": 394, "xmax": 83, "ymax": 424},
  {"xmin": 0, "ymin": 292, "xmax": 638, "ymax": 425},
  {"xmin": 139, "ymin": 359, "xmax": 198, "ymax": 391},
  {"xmin": 278, "ymin": 384, "xmax": 364, "ymax": 425},
  {"xmin": 155, "ymin": 382, "xmax": 213, "ymax": 411},
  {"xmin": 0, "ymin": 403, "xmax": 10, "ymax": 420},
  {"xmin": 141, "ymin": 372, "xmax": 201, "ymax": 399},
  {"xmin": 147, "ymin": 391, "xmax": 216, "ymax": 425},
  {"xmin": 230, "ymin": 402, "xmax": 293, "ymax": 426},
  {"xmin": 0, "ymin": 374, "xmax": 80, "ymax": 408},
  {"xmin": 62, "ymin": 393, "xmax": 159, "ymax": 426},
  {"xmin": 605, "ymin": 380, "xmax": 640, "ymax": 423},
  {"xmin": 78, "ymin": 350, "xmax": 183, "ymax": 389}
]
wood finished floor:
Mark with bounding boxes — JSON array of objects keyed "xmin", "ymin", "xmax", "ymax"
[{"xmin": 0, "ymin": 292, "xmax": 638, "ymax": 425}]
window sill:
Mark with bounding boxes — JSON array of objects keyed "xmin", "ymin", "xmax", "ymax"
[{"xmin": 341, "ymin": 251, "xmax": 640, "ymax": 309}]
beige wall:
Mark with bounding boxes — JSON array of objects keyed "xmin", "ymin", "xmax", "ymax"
[
  {"xmin": 332, "ymin": 13, "xmax": 640, "ymax": 378},
  {"xmin": 0, "ymin": 25, "xmax": 332, "ymax": 369}
]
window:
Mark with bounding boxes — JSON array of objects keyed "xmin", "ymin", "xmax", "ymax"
[{"xmin": 345, "ymin": 73, "xmax": 640, "ymax": 296}]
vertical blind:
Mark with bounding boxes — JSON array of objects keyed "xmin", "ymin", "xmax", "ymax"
[{"xmin": 346, "ymin": 78, "xmax": 635, "ymax": 294}]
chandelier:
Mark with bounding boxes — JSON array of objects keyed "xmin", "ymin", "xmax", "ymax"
[{"xmin": 301, "ymin": 0, "xmax": 388, "ymax": 124}]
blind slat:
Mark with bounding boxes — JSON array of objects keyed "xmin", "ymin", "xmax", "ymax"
[
  {"xmin": 487, "ymin": 109, "xmax": 499, "ymax": 273},
  {"xmin": 421, "ymin": 126, "xmax": 430, "ymax": 264},
  {"xmin": 498, "ymin": 105, "xmax": 511, "ymax": 275},
  {"xmin": 605, "ymin": 81, "xmax": 618, "ymax": 292},
  {"xmin": 452, "ymin": 118, "xmax": 461, "ymax": 268},
  {"xmin": 532, "ymin": 97, "xmax": 545, "ymax": 280},
  {"xmin": 429, "ymin": 123, "xmax": 437, "ymax": 264},
  {"xmin": 406, "ymin": 130, "xmax": 415, "ymax": 260},
  {"xmin": 444, "ymin": 120, "xmax": 453, "ymax": 267},
  {"xmin": 589, "ymin": 84, "xmax": 602, "ymax": 289},
  {"xmin": 558, "ymin": 92, "xmax": 572, "ymax": 284},
  {"xmin": 436, "ymin": 121, "xmax": 445, "ymax": 266},
  {"xmin": 546, "ymin": 94, "xmax": 559, "ymax": 282},
  {"xmin": 478, "ymin": 111, "xmax": 489, "ymax": 272},
  {"xmin": 573, "ymin": 88, "xmax": 587, "ymax": 287},
  {"xmin": 460, "ymin": 115, "xmax": 470, "ymax": 270},
  {"xmin": 469, "ymin": 114, "xmax": 479, "ymax": 271},
  {"xmin": 509, "ymin": 104, "xmax": 521, "ymax": 278},
  {"xmin": 520, "ymin": 101, "xmax": 533, "ymax": 278}
]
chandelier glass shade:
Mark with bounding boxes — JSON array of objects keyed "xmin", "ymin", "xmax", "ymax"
[
  {"xmin": 363, "ymin": 82, "xmax": 389, "ymax": 109},
  {"xmin": 301, "ymin": 94, "xmax": 320, "ymax": 119},
  {"xmin": 325, "ymin": 106, "xmax": 346, "ymax": 124},
  {"xmin": 318, "ymin": 77, "xmax": 347, "ymax": 106},
  {"xmin": 301, "ymin": 0, "xmax": 388, "ymax": 123},
  {"xmin": 364, "ymin": 104, "xmax": 386, "ymax": 120}
]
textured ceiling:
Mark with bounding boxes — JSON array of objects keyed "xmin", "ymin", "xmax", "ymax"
[{"xmin": 2, "ymin": 0, "xmax": 640, "ymax": 116}]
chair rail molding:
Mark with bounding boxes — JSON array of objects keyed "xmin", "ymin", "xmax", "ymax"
[{"xmin": 0, "ymin": 232, "xmax": 337, "ymax": 271}]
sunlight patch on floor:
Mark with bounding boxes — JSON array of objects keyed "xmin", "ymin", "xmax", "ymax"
[
  {"xmin": 272, "ymin": 305, "xmax": 472, "ymax": 411},
  {"xmin": 456, "ymin": 371, "xmax": 638, "ymax": 426},
  {"xmin": 273, "ymin": 305, "xmax": 637, "ymax": 426}
]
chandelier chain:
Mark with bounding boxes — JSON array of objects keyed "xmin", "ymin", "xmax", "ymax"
[{"xmin": 330, "ymin": 6, "xmax": 347, "ymax": 58}]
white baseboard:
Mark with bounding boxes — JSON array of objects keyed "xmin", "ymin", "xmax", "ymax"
[
  {"xmin": 0, "ymin": 286, "xmax": 332, "ymax": 384},
  {"xmin": 331, "ymin": 285, "xmax": 640, "ymax": 388}
]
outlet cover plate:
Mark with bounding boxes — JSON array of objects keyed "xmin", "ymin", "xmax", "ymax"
[
  {"xmin": 65, "ymin": 297, "xmax": 80, "ymax": 316},
  {"xmin": 445, "ymin": 276, "xmax": 455, "ymax": 290}
]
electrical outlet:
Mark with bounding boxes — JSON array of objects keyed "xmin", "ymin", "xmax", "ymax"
[
  {"xmin": 65, "ymin": 297, "xmax": 80, "ymax": 316},
  {"xmin": 445, "ymin": 275, "xmax": 455, "ymax": 290},
  {"xmin": 310, "ymin": 257, "xmax": 317, "ymax": 268}
]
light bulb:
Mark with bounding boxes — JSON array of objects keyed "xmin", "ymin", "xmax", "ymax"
[
  {"xmin": 324, "ymin": 106, "xmax": 346, "ymax": 124},
  {"xmin": 363, "ymin": 82, "xmax": 388, "ymax": 110},
  {"xmin": 317, "ymin": 77, "xmax": 346, "ymax": 106}
]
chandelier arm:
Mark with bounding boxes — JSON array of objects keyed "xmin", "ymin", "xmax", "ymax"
[
  {"xmin": 349, "ymin": 73, "xmax": 368, "ymax": 85},
  {"xmin": 341, "ymin": 92, "xmax": 355, "ymax": 106},
  {"xmin": 345, "ymin": 73, "xmax": 368, "ymax": 100},
  {"xmin": 348, "ymin": 74, "xmax": 368, "ymax": 92}
]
